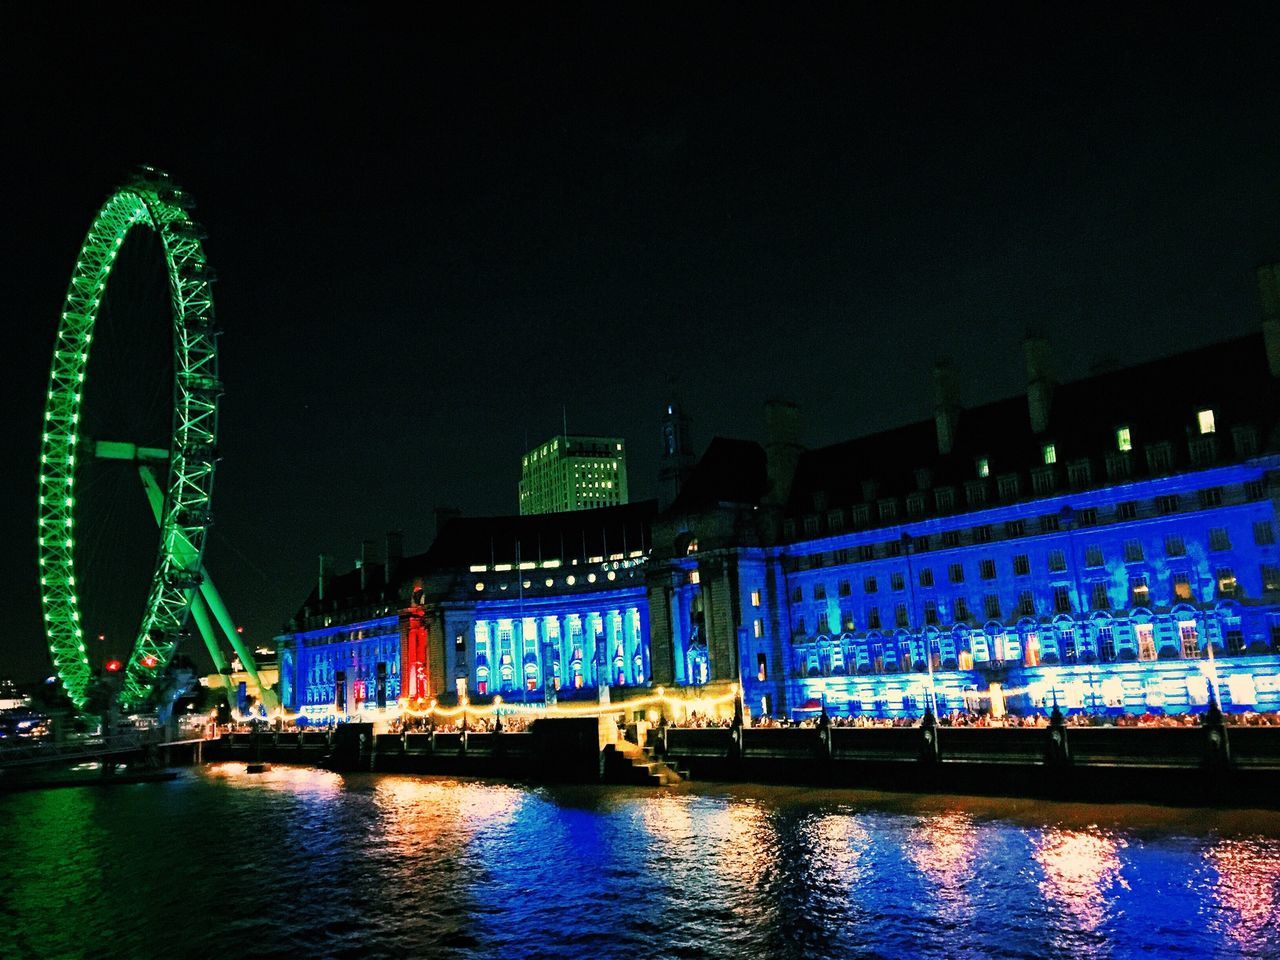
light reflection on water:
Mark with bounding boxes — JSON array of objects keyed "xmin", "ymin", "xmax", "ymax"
[{"xmin": 1, "ymin": 766, "xmax": 1278, "ymax": 959}]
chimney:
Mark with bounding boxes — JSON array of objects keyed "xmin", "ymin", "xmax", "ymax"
[
  {"xmin": 1259, "ymin": 263, "xmax": 1280, "ymax": 378},
  {"xmin": 764, "ymin": 398, "xmax": 803, "ymax": 506},
  {"xmin": 385, "ymin": 530, "xmax": 404, "ymax": 584},
  {"xmin": 1024, "ymin": 335, "xmax": 1055, "ymax": 435},
  {"xmin": 359, "ymin": 539, "xmax": 376, "ymax": 593},
  {"xmin": 317, "ymin": 554, "xmax": 335, "ymax": 602},
  {"xmin": 433, "ymin": 506, "xmax": 461, "ymax": 539},
  {"xmin": 933, "ymin": 360, "xmax": 961, "ymax": 455}
]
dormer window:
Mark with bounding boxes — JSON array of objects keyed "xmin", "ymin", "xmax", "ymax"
[
  {"xmin": 976, "ymin": 457, "xmax": 990, "ymax": 479},
  {"xmin": 1197, "ymin": 409, "xmax": 1216, "ymax": 435},
  {"xmin": 1042, "ymin": 443, "xmax": 1057, "ymax": 465},
  {"xmin": 1116, "ymin": 427, "xmax": 1133, "ymax": 452}
]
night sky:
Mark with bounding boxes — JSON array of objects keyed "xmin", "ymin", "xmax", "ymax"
[{"xmin": 3, "ymin": 4, "xmax": 1279, "ymax": 682}]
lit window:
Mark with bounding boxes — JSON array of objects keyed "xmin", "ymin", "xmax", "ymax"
[
  {"xmin": 689, "ymin": 570, "xmax": 700, "ymax": 585},
  {"xmin": 1116, "ymin": 427, "xmax": 1132, "ymax": 452},
  {"xmin": 1197, "ymin": 409, "xmax": 1216, "ymax": 435},
  {"xmin": 1043, "ymin": 443, "xmax": 1056, "ymax": 465},
  {"xmin": 976, "ymin": 457, "xmax": 990, "ymax": 478},
  {"xmin": 750, "ymin": 590, "xmax": 761, "ymax": 607},
  {"xmin": 753, "ymin": 619, "xmax": 763, "ymax": 638}
]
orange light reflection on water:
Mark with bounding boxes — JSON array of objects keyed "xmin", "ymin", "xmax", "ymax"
[
  {"xmin": 1208, "ymin": 838, "xmax": 1280, "ymax": 947},
  {"xmin": 906, "ymin": 812, "xmax": 979, "ymax": 922},
  {"xmin": 1034, "ymin": 828, "xmax": 1124, "ymax": 932}
]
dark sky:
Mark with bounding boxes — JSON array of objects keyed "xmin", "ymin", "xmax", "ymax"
[{"xmin": 3, "ymin": 3, "xmax": 1279, "ymax": 682}]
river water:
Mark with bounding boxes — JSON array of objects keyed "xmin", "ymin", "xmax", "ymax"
[{"xmin": 1, "ymin": 765, "xmax": 1278, "ymax": 959}]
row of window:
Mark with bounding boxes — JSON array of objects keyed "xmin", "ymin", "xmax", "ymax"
[
  {"xmin": 787, "ymin": 475, "xmax": 1267, "ymax": 545},
  {"xmin": 792, "ymin": 525, "xmax": 1275, "ymax": 606},
  {"xmin": 791, "ymin": 565, "xmax": 1275, "ymax": 635}
]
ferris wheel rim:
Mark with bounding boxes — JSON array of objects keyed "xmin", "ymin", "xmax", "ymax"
[{"xmin": 37, "ymin": 168, "xmax": 220, "ymax": 709}]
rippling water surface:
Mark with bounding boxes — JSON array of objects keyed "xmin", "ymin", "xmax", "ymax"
[{"xmin": 2, "ymin": 766, "xmax": 1279, "ymax": 959}]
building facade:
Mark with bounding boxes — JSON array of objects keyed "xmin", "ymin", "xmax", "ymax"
[
  {"xmin": 279, "ymin": 268, "xmax": 1280, "ymax": 721},
  {"xmin": 518, "ymin": 435, "xmax": 629, "ymax": 514}
]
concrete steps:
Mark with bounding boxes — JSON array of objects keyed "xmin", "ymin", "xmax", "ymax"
[{"xmin": 602, "ymin": 741, "xmax": 684, "ymax": 786}]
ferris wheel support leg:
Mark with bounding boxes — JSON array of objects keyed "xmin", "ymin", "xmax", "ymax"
[
  {"xmin": 189, "ymin": 593, "xmax": 238, "ymax": 709},
  {"xmin": 197, "ymin": 578, "xmax": 280, "ymax": 713},
  {"xmin": 137, "ymin": 465, "xmax": 280, "ymax": 713}
]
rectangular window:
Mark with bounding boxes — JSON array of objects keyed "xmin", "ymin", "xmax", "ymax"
[
  {"xmin": 817, "ymin": 612, "xmax": 830, "ymax": 633},
  {"xmin": 852, "ymin": 505, "xmax": 870, "ymax": 527},
  {"xmin": 837, "ymin": 580, "xmax": 851, "ymax": 598},
  {"xmin": 1077, "ymin": 507, "xmax": 1098, "ymax": 527},
  {"xmin": 1043, "ymin": 443, "xmax": 1057, "ymax": 465},
  {"xmin": 1198, "ymin": 409, "xmax": 1216, "ymax": 434},
  {"xmin": 1234, "ymin": 425, "xmax": 1259, "ymax": 457},
  {"xmin": 803, "ymin": 516, "xmax": 819, "ymax": 536},
  {"xmin": 867, "ymin": 606, "xmax": 881, "ymax": 629},
  {"xmin": 751, "ymin": 590, "xmax": 762, "ymax": 607},
  {"xmin": 1209, "ymin": 527, "xmax": 1231, "ymax": 551},
  {"xmin": 1124, "ymin": 539, "xmax": 1144, "ymax": 563},
  {"xmin": 1005, "ymin": 519, "xmax": 1026, "ymax": 537},
  {"xmin": 1039, "ymin": 513, "xmax": 1061, "ymax": 533},
  {"xmin": 1048, "ymin": 549, "xmax": 1067, "ymax": 572},
  {"xmin": 879, "ymin": 499, "xmax": 898, "ymax": 522},
  {"xmin": 1053, "ymin": 585, "xmax": 1072, "ymax": 613},
  {"xmin": 1255, "ymin": 521, "xmax": 1275, "ymax": 546},
  {"xmin": 1085, "ymin": 545, "xmax": 1104, "ymax": 568},
  {"xmin": 1032, "ymin": 469, "xmax": 1056, "ymax": 495},
  {"xmin": 935, "ymin": 487, "xmax": 956, "ymax": 512},
  {"xmin": 1018, "ymin": 590, "xmax": 1035, "ymax": 616},
  {"xmin": 813, "ymin": 583, "xmax": 827, "ymax": 600},
  {"xmin": 1180, "ymin": 621, "xmax": 1199, "ymax": 659},
  {"xmin": 863, "ymin": 575, "xmax": 878, "ymax": 594},
  {"xmin": 859, "ymin": 544, "xmax": 876, "ymax": 562},
  {"xmin": 1246, "ymin": 479, "xmax": 1266, "ymax": 500},
  {"xmin": 753, "ymin": 618, "xmax": 763, "ymax": 638},
  {"xmin": 828, "ymin": 510, "xmax": 844, "ymax": 533},
  {"xmin": 834, "ymin": 548, "xmax": 850, "ymax": 564},
  {"xmin": 1199, "ymin": 487, "xmax": 1223, "ymax": 509},
  {"xmin": 1013, "ymin": 554, "xmax": 1031, "ymax": 576},
  {"xmin": 1146, "ymin": 442, "xmax": 1173, "ymax": 473},
  {"xmin": 1131, "ymin": 575, "xmax": 1149, "ymax": 606},
  {"xmin": 1060, "ymin": 628, "xmax": 1077, "ymax": 664},
  {"xmin": 842, "ymin": 611, "xmax": 855, "ymax": 631},
  {"xmin": 891, "ymin": 571, "xmax": 905, "ymax": 591},
  {"xmin": 1165, "ymin": 535, "xmax": 1186, "ymax": 557},
  {"xmin": 795, "ymin": 617, "xmax": 806, "ymax": 635},
  {"xmin": 976, "ymin": 457, "xmax": 990, "ymax": 478},
  {"xmin": 1117, "ymin": 426, "xmax": 1133, "ymax": 452},
  {"xmin": 885, "ymin": 539, "xmax": 903, "ymax": 557},
  {"xmin": 1091, "ymin": 581, "xmax": 1111, "ymax": 610},
  {"xmin": 973, "ymin": 525, "xmax": 993, "ymax": 543},
  {"xmin": 1156, "ymin": 494, "xmax": 1180, "ymax": 514},
  {"xmin": 1263, "ymin": 565, "xmax": 1280, "ymax": 593},
  {"xmin": 894, "ymin": 603, "xmax": 908, "ymax": 628},
  {"xmin": 1116, "ymin": 501, "xmax": 1138, "ymax": 521},
  {"xmin": 914, "ymin": 534, "xmax": 931, "ymax": 553},
  {"xmin": 1067, "ymin": 460, "xmax": 1093, "ymax": 487},
  {"xmin": 756, "ymin": 652, "xmax": 768, "ymax": 682},
  {"xmin": 980, "ymin": 558, "xmax": 996, "ymax": 580},
  {"xmin": 1174, "ymin": 571, "xmax": 1192, "ymax": 600},
  {"xmin": 1217, "ymin": 568, "xmax": 1237, "ymax": 597},
  {"xmin": 1098, "ymin": 626, "xmax": 1116, "ymax": 662},
  {"xmin": 942, "ymin": 530, "xmax": 962, "ymax": 548},
  {"xmin": 966, "ymin": 482, "xmax": 988, "ymax": 507},
  {"xmin": 949, "ymin": 562, "xmax": 965, "ymax": 583},
  {"xmin": 997, "ymin": 476, "xmax": 1020, "ymax": 500},
  {"xmin": 984, "ymin": 594, "xmax": 1001, "ymax": 619},
  {"xmin": 791, "ymin": 585, "xmax": 803, "ymax": 603},
  {"xmin": 1136, "ymin": 624, "xmax": 1156, "ymax": 661},
  {"xmin": 919, "ymin": 567, "xmax": 934, "ymax": 588},
  {"xmin": 924, "ymin": 599, "xmax": 938, "ymax": 625},
  {"xmin": 906, "ymin": 494, "xmax": 925, "ymax": 518},
  {"xmin": 954, "ymin": 596, "xmax": 971, "ymax": 621}
]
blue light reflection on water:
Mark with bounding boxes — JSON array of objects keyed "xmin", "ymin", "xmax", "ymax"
[{"xmin": 1, "ymin": 766, "xmax": 1278, "ymax": 960}]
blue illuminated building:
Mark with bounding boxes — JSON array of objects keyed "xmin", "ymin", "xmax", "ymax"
[{"xmin": 280, "ymin": 267, "xmax": 1280, "ymax": 721}]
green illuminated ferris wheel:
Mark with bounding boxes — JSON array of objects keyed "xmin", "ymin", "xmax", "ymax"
[{"xmin": 38, "ymin": 167, "xmax": 273, "ymax": 711}]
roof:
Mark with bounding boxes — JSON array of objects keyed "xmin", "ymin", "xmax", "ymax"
[
  {"xmin": 667, "ymin": 436, "xmax": 769, "ymax": 513},
  {"xmin": 787, "ymin": 333, "xmax": 1278, "ymax": 518}
]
